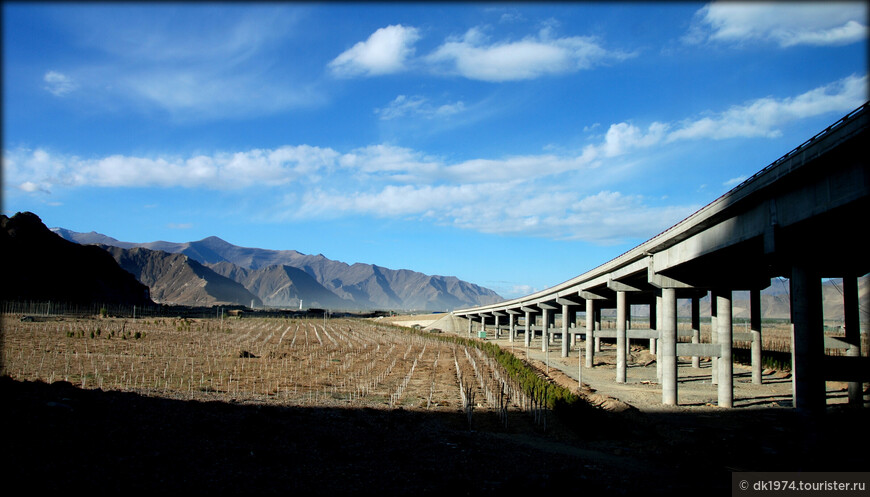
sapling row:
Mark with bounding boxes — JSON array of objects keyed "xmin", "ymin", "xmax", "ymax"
[{"xmin": 3, "ymin": 315, "xmax": 535, "ymax": 423}]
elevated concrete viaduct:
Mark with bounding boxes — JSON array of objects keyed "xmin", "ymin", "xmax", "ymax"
[{"xmin": 454, "ymin": 103, "xmax": 869, "ymax": 412}]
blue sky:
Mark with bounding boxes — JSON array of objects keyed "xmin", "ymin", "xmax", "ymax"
[{"xmin": 3, "ymin": 2, "xmax": 868, "ymax": 299}]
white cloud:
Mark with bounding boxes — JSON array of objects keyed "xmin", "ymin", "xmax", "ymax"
[
  {"xmin": 573, "ymin": 74, "xmax": 866, "ymax": 156},
  {"xmin": 443, "ymin": 154, "xmax": 587, "ymax": 184},
  {"xmin": 292, "ymin": 183, "xmax": 697, "ymax": 244},
  {"xmin": 375, "ymin": 95, "xmax": 467, "ymax": 120},
  {"xmin": 426, "ymin": 27, "xmax": 634, "ymax": 81},
  {"xmin": 505, "ymin": 284, "xmax": 537, "ymax": 298},
  {"xmin": 667, "ymin": 74, "xmax": 867, "ymax": 141},
  {"xmin": 9, "ymin": 75, "xmax": 864, "ymax": 193},
  {"xmin": 338, "ymin": 144, "xmax": 441, "ymax": 183},
  {"xmin": 19, "ymin": 181, "xmax": 51, "ymax": 194},
  {"xmin": 7, "ymin": 74, "xmax": 865, "ymax": 244},
  {"xmin": 688, "ymin": 2, "xmax": 868, "ymax": 47},
  {"xmin": 43, "ymin": 71, "xmax": 77, "ymax": 96},
  {"xmin": 434, "ymin": 101, "xmax": 467, "ymax": 117},
  {"xmin": 331, "ymin": 23, "xmax": 634, "ymax": 82},
  {"xmin": 74, "ymin": 5, "xmax": 293, "ymax": 63},
  {"xmin": 329, "ymin": 25, "xmax": 420, "ymax": 77},
  {"xmin": 597, "ymin": 122, "xmax": 670, "ymax": 158},
  {"xmin": 724, "ymin": 176, "xmax": 747, "ymax": 187},
  {"xmin": 4, "ymin": 147, "xmax": 70, "ymax": 190},
  {"xmin": 3, "ymin": 145, "xmax": 341, "ymax": 191},
  {"xmin": 120, "ymin": 71, "xmax": 322, "ymax": 120}
]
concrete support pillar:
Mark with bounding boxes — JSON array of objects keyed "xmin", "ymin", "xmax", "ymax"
[
  {"xmin": 493, "ymin": 315, "xmax": 500, "ymax": 339},
  {"xmin": 656, "ymin": 291, "xmax": 663, "ymax": 381},
  {"xmin": 711, "ymin": 295, "xmax": 718, "ymax": 385},
  {"xmin": 467, "ymin": 316, "xmax": 473, "ymax": 335},
  {"xmin": 650, "ymin": 295, "xmax": 659, "ymax": 354},
  {"xmin": 541, "ymin": 308, "xmax": 549, "ymax": 353},
  {"xmin": 662, "ymin": 288, "xmax": 678, "ymax": 406},
  {"xmin": 524, "ymin": 311, "xmax": 532, "ymax": 348},
  {"xmin": 508, "ymin": 313, "xmax": 516, "ymax": 343},
  {"xmin": 594, "ymin": 308, "xmax": 602, "ymax": 352},
  {"xmin": 750, "ymin": 288, "xmax": 763, "ymax": 385},
  {"xmin": 717, "ymin": 290, "xmax": 733, "ymax": 408},
  {"xmin": 585, "ymin": 299, "xmax": 595, "ymax": 368},
  {"xmin": 691, "ymin": 296, "xmax": 701, "ymax": 369},
  {"xmin": 843, "ymin": 275, "xmax": 862, "ymax": 407},
  {"xmin": 480, "ymin": 314, "xmax": 486, "ymax": 333},
  {"xmin": 561, "ymin": 305, "xmax": 572, "ymax": 358},
  {"xmin": 548, "ymin": 311, "xmax": 555, "ymax": 345},
  {"xmin": 569, "ymin": 311, "xmax": 576, "ymax": 348},
  {"xmin": 617, "ymin": 291, "xmax": 627, "ymax": 384},
  {"xmin": 790, "ymin": 264, "xmax": 825, "ymax": 412}
]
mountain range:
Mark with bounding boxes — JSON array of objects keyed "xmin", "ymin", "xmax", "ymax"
[
  {"xmin": 3, "ymin": 212, "xmax": 864, "ymax": 320},
  {"xmin": 51, "ymin": 224, "xmax": 503, "ymax": 311}
]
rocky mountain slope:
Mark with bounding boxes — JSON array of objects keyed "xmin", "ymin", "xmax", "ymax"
[
  {"xmin": 208, "ymin": 262, "xmax": 352, "ymax": 309},
  {"xmin": 2, "ymin": 212, "xmax": 152, "ymax": 306},
  {"xmin": 100, "ymin": 245, "xmax": 262, "ymax": 307}
]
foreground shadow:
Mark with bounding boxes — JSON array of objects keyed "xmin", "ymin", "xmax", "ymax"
[{"xmin": 1, "ymin": 377, "xmax": 866, "ymax": 495}]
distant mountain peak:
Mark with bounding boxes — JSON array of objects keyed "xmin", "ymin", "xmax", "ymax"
[{"xmin": 197, "ymin": 235, "xmax": 232, "ymax": 245}]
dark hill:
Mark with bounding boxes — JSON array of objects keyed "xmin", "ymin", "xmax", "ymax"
[{"xmin": 1, "ymin": 212, "xmax": 152, "ymax": 306}]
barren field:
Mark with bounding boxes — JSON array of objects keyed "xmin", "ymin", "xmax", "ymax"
[
  {"xmin": 2, "ymin": 314, "xmax": 867, "ymax": 494},
  {"xmin": 1, "ymin": 315, "xmax": 542, "ymax": 415}
]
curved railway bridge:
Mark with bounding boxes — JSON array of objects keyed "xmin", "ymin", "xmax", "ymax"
[{"xmin": 454, "ymin": 102, "xmax": 869, "ymax": 412}]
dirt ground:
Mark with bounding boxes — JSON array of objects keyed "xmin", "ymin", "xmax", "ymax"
[
  {"xmin": 505, "ymin": 337, "xmax": 815, "ymax": 411},
  {"xmin": 2, "ymin": 315, "xmax": 868, "ymax": 495}
]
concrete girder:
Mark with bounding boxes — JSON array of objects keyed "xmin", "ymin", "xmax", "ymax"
[
  {"xmin": 652, "ymin": 232, "xmax": 776, "ymax": 290},
  {"xmin": 555, "ymin": 297, "xmax": 582, "ymax": 307},
  {"xmin": 608, "ymin": 257, "xmax": 649, "ymax": 282},
  {"xmin": 578, "ymin": 290, "xmax": 609, "ymax": 300},
  {"xmin": 647, "ymin": 256, "xmax": 694, "ymax": 290},
  {"xmin": 645, "ymin": 111, "xmax": 867, "ymax": 263},
  {"xmin": 769, "ymin": 198, "xmax": 870, "ymax": 277},
  {"xmin": 651, "ymin": 130, "xmax": 868, "ymax": 287},
  {"xmin": 606, "ymin": 278, "xmax": 644, "ymax": 293}
]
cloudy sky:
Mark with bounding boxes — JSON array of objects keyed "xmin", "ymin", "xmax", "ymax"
[{"xmin": 3, "ymin": 2, "xmax": 867, "ymax": 300}]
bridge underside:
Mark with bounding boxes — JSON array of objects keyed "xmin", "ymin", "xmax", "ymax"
[{"xmin": 455, "ymin": 103, "xmax": 869, "ymax": 412}]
